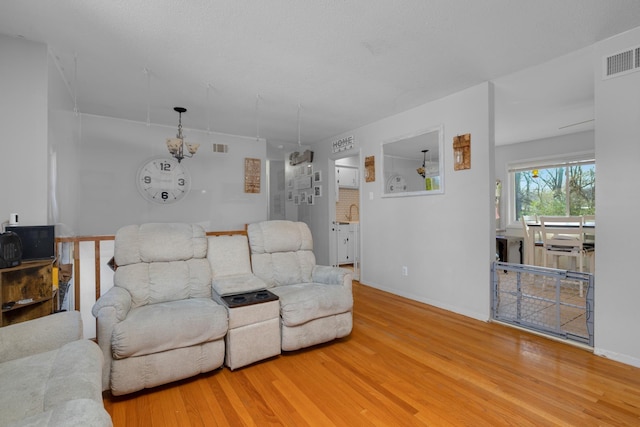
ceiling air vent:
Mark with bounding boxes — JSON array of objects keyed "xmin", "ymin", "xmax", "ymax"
[{"xmin": 603, "ymin": 46, "xmax": 640, "ymax": 79}]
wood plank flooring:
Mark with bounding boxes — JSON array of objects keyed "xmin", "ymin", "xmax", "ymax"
[{"xmin": 104, "ymin": 281, "xmax": 640, "ymax": 426}]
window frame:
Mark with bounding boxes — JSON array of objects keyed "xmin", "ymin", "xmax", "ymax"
[{"xmin": 506, "ymin": 152, "xmax": 595, "ymax": 227}]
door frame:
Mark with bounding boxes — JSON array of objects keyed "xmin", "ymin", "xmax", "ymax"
[{"xmin": 328, "ymin": 150, "xmax": 362, "ymax": 280}]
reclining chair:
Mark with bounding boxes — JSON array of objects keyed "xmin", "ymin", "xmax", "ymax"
[
  {"xmin": 92, "ymin": 223, "xmax": 228, "ymax": 395},
  {"xmin": 247, "ymin": 220, "xmax": 353, "ymax": 351}
]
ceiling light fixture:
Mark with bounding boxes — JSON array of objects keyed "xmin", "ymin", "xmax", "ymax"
[
  {"xmin": 166, "ymin": 107, "xmax": 199, "ymax": 162},
  {"xmin": 417, "ymin": 149, "xmax": 430, "ymax": 178}
]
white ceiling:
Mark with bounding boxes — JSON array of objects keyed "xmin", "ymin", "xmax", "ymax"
[{"xmin": 1, "ymin": 1, "xmax": 639, "ymax": 149}]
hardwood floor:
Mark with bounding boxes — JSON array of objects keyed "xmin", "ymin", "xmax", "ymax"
[{"xmin": 104, "ymin": 282, "xmax": 640, "ymax": 426}]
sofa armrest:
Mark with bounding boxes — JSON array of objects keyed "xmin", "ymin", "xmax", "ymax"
[
  {"xmin": 0, "ymin": 311, "xmax": 83, "ymax": 363},
  {"xmin": 212, "ymin": 273, "xmax": 267, "ymax": 296},
  {"xmin": 92, "ymin": 286, "xmax": 132, "ymax": 321},
  {"xmin": 312, "ymin": 265, "xmax": 352, "ymax": 289},
  {"xmin": 91, "ymin": 286, "xmax": 132, "ymax": 391}
]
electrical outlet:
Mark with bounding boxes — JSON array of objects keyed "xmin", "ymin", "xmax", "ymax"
[{"xmin": 402, "ymin": 266, "xmax": 408, "ymax": 276}]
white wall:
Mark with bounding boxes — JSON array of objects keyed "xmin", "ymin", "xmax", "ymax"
[
  {"xmin": 58, "ymin": 114, "xmax": 267, "ymax": 236},
  {"xmin": 0, "ymin": 35, "xmax": 48, "ymax": 226},
  {"xmin": 311, "ymin": 83, "xmax": 495, "ymax": 321},
  {"xmin": 593, "ymin": 26, "xmax": 640, "ymax": 367},
  {"xmin": 48, "ymin": 48, "xmax": 80, "ymax": 236}
]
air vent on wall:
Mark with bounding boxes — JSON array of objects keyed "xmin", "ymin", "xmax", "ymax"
[
  {"xmin": 603, "ymin": 46, "xmax": 640, "ymax": 79},
  {"xmin": 212, "ymin": 143, "xmax": 228, "ymax": 153}
]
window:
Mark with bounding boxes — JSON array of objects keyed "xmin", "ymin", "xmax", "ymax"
[{"xmin": 510, "ymin": 158, "xmax": 595, "ymax": 222}]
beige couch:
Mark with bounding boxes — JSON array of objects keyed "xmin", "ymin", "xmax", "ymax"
[
  {"xmin": 247, "ymin": 220, "xmax": 353, "ymax": 351},
  {"xmin": 0, "ymin": 311, "xmax": 111, "ymax": 427},
  {"xmin": 92, "ymin": 223, "xmax": 228, "ymax": 396},
  {"xmin": 92, "ymin": 221, "xmax": 352, "ymax": 394}
]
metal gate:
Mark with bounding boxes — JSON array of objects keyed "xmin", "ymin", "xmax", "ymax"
[{"xmin": 491, "ymin": 261, "xmax": 594, "ymax": 347}]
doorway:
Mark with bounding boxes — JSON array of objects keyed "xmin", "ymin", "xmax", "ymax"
[{"xmin": 330, "ymin": 153, "xmax": 361, "ymax": 280}]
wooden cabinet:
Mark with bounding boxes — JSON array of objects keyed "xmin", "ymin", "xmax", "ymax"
[
  {"xmin": 336, "ymin": 167, "xmax": 359, "ymax": 189},
  {"xmin": 337, "ymin": 224, "xmax": 351, "ymax": 264},
  {"xmin": 337, "ymin": 223, "xmax": 358, "ymax": 265},
  {"xmin": 1, "ymin": 260, "xmax": 54, "ymax": 326}
]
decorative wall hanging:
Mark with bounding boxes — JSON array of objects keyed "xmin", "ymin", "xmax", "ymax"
[
  {"xmin": 244, "ymin": 158, "xmax": 261, "ymax": 193},
  {"xmin": 332, "ymin": 135, "xmax": 355, "ymax": 153},
  {"xmin": 294, "ymin": 175, "xmax": 313, "ymax": 190},
  {"xmin": 453, "ymin": 134, "xmax": 471, "ymax": 171},
  {"xmin": 365, "ymin": 156, "xmax": 375, "ymax": 182},
  {"xmin": 289, "ymin": 149, "xmax": 314, "ymax": 165}
]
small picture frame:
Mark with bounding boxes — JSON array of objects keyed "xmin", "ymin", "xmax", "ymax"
[
  {"xmin": 314, "ymin": 185, "xmax": 322, "ymax": 197},
  {"xmin": 307, "ymin": 194, "xmax": 315, "ymax": 205},
  {"xmin": 294, "ymin": 194, "xmax": 300, "ymax": 205},
  {"xmin": 287, "ymin": 190, "xmax": 293, "ymax": 201},
  {"xmin": 300, "ymin": 192, "xmax": 307, "ymax": 203},
  {"xmin": 313, "ymin": 170, "xmax": 322, "ymax": 183}
]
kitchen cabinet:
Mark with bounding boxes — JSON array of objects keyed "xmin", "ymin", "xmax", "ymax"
[
  {"xmin": 1, "ymin": 260, "xmax": 54, "ymax": 326},
  {"xmin": 336, "ymin": 223, "xmax": 358, "ymax": 265},
  {"xmin": 336, "ymin": 167, "xmax": 359, "ymax": 189}
]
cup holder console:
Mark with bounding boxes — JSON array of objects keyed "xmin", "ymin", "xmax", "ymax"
[{"xmin": 222, "ymin": 289, "xmax": 278, "ymax": 308}]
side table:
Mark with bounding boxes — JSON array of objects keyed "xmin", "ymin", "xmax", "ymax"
[{"xmin": 220, "ymin": 290, "xmax": 281, "ymax": 370}]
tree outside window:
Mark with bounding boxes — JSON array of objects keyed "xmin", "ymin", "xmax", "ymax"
[{"xmin": 514, "ymin": 161, "xmax": 595, "ymax": 221}]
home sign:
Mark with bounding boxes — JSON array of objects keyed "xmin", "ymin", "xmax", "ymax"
[{"xmin": 332, "ymin": 135, "xmax": 354, "ymax": 153}]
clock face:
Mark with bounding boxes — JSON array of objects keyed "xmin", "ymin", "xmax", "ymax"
[
  {"xmin": 136, "ymin": 158, "xmax": 191, "ymax": 204},
  {"xmin": 386, "ymin": 174, "xmax": 407, "ymax": 193}
]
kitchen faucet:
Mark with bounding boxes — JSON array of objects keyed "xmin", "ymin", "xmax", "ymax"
[{"xmin": 346, "ymin": 203, "xmax": 359, "ymax": 221}]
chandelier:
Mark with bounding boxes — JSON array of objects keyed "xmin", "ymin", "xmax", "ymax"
[
  {"xmin": 166, "ymin": 107, "xmax": 199, "ymax": 162},
  {"xmin": 416, "ymin": 149, "xmax": 431, "ymax": 178}
]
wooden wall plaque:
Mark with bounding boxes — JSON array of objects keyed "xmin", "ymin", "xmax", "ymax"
[
  {"xmin": 244, "ymin": 158, "xmax": 261, "ymax": 193},
  {"xmin": 365, "ymin": 156, "xmax": 375, "ymax": 182},
  {"xmin": 453, "ymin": 134, "xmax": 471, "ymax": 171}
]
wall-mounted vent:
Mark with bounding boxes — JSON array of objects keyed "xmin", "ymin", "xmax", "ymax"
[
  {"xmin": 603, "ymin": 46, "xmax": 640, "ymax": 79},
  {"xmin": 212, "ymin": 143, "xmax": 228, "ymax": 153}
]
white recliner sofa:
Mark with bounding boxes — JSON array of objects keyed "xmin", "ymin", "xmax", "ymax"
[
  {"xmin": 247, "ymin": 220, "xmax": 353, "ymax": 351},
  {"xmin": 0, "ymin": 311, "xmax": 112, "ymax": 427},
  {"xmin": 92, "ymin": 223, "xmax": 228, "ymax": 396}
]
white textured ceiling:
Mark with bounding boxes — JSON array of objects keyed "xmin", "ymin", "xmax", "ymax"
[{"xmin": 1, "ymin": 0, "xmax": 640, "ymax": 148}]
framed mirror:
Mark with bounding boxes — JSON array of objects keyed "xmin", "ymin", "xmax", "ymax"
[{"xmin": 382, "ymin": 124, "xmax": 444, "ymax": 197}]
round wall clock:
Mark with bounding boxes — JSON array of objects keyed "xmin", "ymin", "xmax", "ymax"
[
  {"xmin": 386, "ymin": 174, "xmax": 407, "ymax": 193},
  {"xmin": 136, "ymin": 157, "xmax": 191, "ymax": 204}
]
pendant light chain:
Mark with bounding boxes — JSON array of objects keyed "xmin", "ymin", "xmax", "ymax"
[
  {"xmin": 206, "ymin": 84, "xmax": 213, "ymax": 135},
  {"xmin": 255, "ymin": 94, "xmax": 261, "ymax": 141},
  {"xmin": 73, "ymin": 53, "xmax": 79, "ymax": 117},
  {"xmin": 144, "ymin": 67, "xmax": 151, "ymax": 126},
  {"xmin": 297, "ymin": 103, "xmax": 302, "ymax": 147}
]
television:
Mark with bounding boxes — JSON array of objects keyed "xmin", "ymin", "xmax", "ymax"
[{"xmin": 5, "ymin": 225, "xmax": 55, "ymax": 261}]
